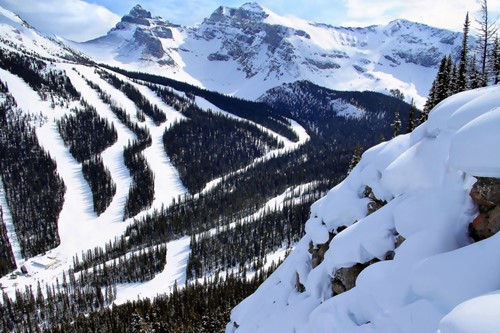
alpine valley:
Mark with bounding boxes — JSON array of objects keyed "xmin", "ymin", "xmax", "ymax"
[{"xmin": 1, "ymin": 2, "xmax": 499, "ymax": 333}]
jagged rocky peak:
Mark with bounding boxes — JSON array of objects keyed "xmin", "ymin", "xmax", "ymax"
[
  {"xmin": 122, "ymin": 4, "xmax": 152, "ymax": 26},
  {"xmin": 207, "ymin": 2, "xmax": 268, "ymax": 24}
]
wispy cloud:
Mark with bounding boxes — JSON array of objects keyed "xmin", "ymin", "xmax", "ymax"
[
  {"xmin": 0, "ymin": 0, "xmax": 498, "ymax": 42},
  {"xmin": 0, "ymin": 0, "xmax": 120, "ymax": 41}
]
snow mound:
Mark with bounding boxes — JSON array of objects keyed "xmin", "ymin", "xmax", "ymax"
[{"xmin": 227, "ymin": 85, "xmax": 500, "ymax": 333}]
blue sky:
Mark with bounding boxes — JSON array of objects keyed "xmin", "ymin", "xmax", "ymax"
[{"xmin": 0, "ymin": 0, "xmax": 498, "ymax": 42}]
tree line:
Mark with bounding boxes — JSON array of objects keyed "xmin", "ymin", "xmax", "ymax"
[
  {"xmin": 423, "ymin": 4, "xmax": 499, "ymax": 119},
  {"xmin": 98, "ymin": 70, "xmax": 167, "ymax": 125},
  {"xmin": 0, "ymin": 49, "xmax": 80, "ymax": 105},
  {"xmin": 57, "ymin": 101, "xmax": 118, "ymax": 215},
  {"xmin": 100, "ymin": 64, "xmax": 299, "ymax": 142}
]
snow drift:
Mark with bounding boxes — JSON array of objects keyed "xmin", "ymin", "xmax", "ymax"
[{"xmin": 227, "ymin": 85, "xmax": 500, "ymax": 333}]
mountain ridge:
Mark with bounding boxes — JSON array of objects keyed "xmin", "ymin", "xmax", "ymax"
[{"xmin": 71, "ymin": 2, "xmax": 467, "ymax": 106}]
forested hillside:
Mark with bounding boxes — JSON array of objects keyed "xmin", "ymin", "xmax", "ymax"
[{"xmin": 0, "ymin": 13, "xmax": 415, "ymax": 332}]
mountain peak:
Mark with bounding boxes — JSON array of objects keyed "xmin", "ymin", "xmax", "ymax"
[
  {"xmin": 207, "ymin": 2, "xmax": 269, "ymax": 24},
  {"xmin": 129, "ymin": 4, "xmax": 152, "ymax": 19},
  {"xmin": 240, "ymin": 2, "xmax": 266, "ymax": 13},
  {"xmin": 120, "ymin": 4, "xmax": 152, "ymax": 26}
]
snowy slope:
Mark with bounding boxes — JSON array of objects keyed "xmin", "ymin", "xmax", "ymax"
[
  {"xmin": 227, "ymin": 85, "xmax": 500, "ymax": 333},
  {"xmin": 74, "ymin": 3, "xmax": 465, "ymax": 107},
  {"xmin": 0, "ymin": 6, "xmax": 88, "ymax": 62},
  {"xmin": 0, "ymin": 17, "xmax": 310, "ymax": 303}
]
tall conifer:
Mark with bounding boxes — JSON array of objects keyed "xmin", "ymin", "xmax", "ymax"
[{"xmin": 456, "ymin": 13, "xmax": 471, "ymax": 92}]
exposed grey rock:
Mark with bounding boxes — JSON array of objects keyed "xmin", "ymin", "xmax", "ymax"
[
  {"xmin": 122, "ymin": 5, "xmax": 152, "ymax": 26},
  {"xmin": 331, "ymin": 264, "xmax": 366, "ymax": 295},
  {"xmin": 306, "ymin": 58, "xmax": 341, "ymax": 70},
  {"xmin": 152, "ymin": 26, "xmax": 173, "ymax": 39},
  {"xmin": 309, "ymin": 232, "xmax": 335, "ymax": 269},
  {"xmin": 353, "ymin": 64, "xmax": 366, "ymax": 73},
  {"xmin": 395, "ymin": 47, "xmax": 441, "ymax": 67},
  {"xmin": 133, "ymin": 28, "xmax": 164, "ymax": 58},
  {"xmin": 364, "ymin": 186, "xmax": 387, "ymax": 215},
  {"xmin": 208, "ymin": 53, "xmax": 231, "ymax": 61},
  {"xmin": 296, "ymin": 272, "xmax": 306, "ymax": 293}
]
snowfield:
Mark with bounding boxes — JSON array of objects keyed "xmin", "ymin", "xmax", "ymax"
[{"xmin": 227, "ymin": 85, "xmax": 500, "ymax": 333}]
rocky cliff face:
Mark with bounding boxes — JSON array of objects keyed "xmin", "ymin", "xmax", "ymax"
[
  {"xmin": 82, "ymin": 4, "xmax": 177, "ymax": 64},
  {"xmin": 194, "ymin": 3, "xmax": 302, "ymax": 79}
]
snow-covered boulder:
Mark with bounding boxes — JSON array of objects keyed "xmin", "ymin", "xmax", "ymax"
[{"xmin": 227, "ymin": 85, "xmax": 500, "ymax": 333}]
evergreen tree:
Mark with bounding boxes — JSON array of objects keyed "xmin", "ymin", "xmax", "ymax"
[
  {"xmin": 406, "ymin": 99, "xmax": 418, "ymax": 132},
  {"xmin": 437, "ymin": 56, "xmax": 453, "ymax": 101},
  {"xmin": 469, "ymin": 54, "xmax": 483, "ymax": 89},
  {"xmin": 456, "ymin": 13, "xmax": 471, "ymax": 92},
  {"xmin": 491, "ymin": 34, "xmax": 500, "ymax": 84},
  {"xmin": 421, "ymin": 80, "xmax": 436, "ymax": 123},
  {"xmin": 347, "ymin": 144, "xmax": 362, "ymax": 174},
  {"xmin": 423, "ymin": 56, "xmax": 448, "ymax": 118},
  {"xmin": 392, "ymin": 109, "xmax": 401, "ymax": 138}
]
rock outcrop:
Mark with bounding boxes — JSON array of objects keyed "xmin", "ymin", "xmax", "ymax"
[{"xmin": 469, "ymin": 177, "xmax": 500, "ymax": 241}]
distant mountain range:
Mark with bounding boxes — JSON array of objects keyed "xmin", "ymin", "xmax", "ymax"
[{"xmin": 72, "ymin": 2, "xmax": 467, "ymax": 106}]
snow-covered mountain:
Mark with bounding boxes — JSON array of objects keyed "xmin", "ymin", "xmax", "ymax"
[
  {"xmin": 0, "ymin": 6, "xmax": 88, "ymax": 62},
  {"xmin": 227, "ymin": 85, "xmax": 500, "ymax": 333},
  {"xmin": 76, "ymin": 2, "xmax": 464, "ymax": 106}
]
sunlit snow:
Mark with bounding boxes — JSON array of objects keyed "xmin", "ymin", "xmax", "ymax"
[{"xmin": 228, "ymin": 85, "xmax": 500, "ymax": 333}]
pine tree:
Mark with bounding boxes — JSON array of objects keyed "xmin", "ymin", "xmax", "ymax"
[
  {"xmin": 421, "ymin": 79, "xmax": 437, "ymax": 122},
  {"xmin": 423, "ymin": 55, "xmax": 451, "ymax": 118},
  {"xmin": 392, "ymin": 109, "xmax": 401, "ymax": 138},
  {"xmin": 406, "ymin": 98, "xmax": 418, "ymax": 132},
  {"xmin": 491, "ymin": 34, "xmax": 500, "ymax": 84},
  {"xmin": 347, "ymin": 144, "xmax": 362, "ymax": 174},
  {"xmin": 469, "ymin": 54, "xmax": 482, "ymax": 89},
  {"xmin": 456, "ymin": 13, "xmax": 471, "ymax": 92}
]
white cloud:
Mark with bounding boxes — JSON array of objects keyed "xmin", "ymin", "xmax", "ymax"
[{"xmin": 0, "ymin": 0, "xmax": 120, "ymax": 41}]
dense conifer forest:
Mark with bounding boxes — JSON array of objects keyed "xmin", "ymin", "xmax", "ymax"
[
  {"xmin": 0, "ymin": 206, "xmax": 16, "ymax": 276},
  {"xmin": 57, "ymin": 102, "xmax": 118, "ymax": 215},
  {"xmin": 163, "ymin": 106, "xmax": 283, "ymax": 193},
  {"xmin": 82, "ymin": 155, "xmax": 116, "ymax": 215},
  {"xmin": 0, "ymin": 50, "xmax": 80, "ymax": 104},
  {"xmin": 0, "ymin": 81, "xmax": 65, "ymax": 260},
  {"xmin": 0, "ymin": 49, "xmax": 417, "ymax": 332},
  {"xmin": 187, "ymin": 196, "xmax": 316, "ymax": 279},
  {"xmin": 57, "ymin": 102, "xmax": 118, "ymax": 163}
]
